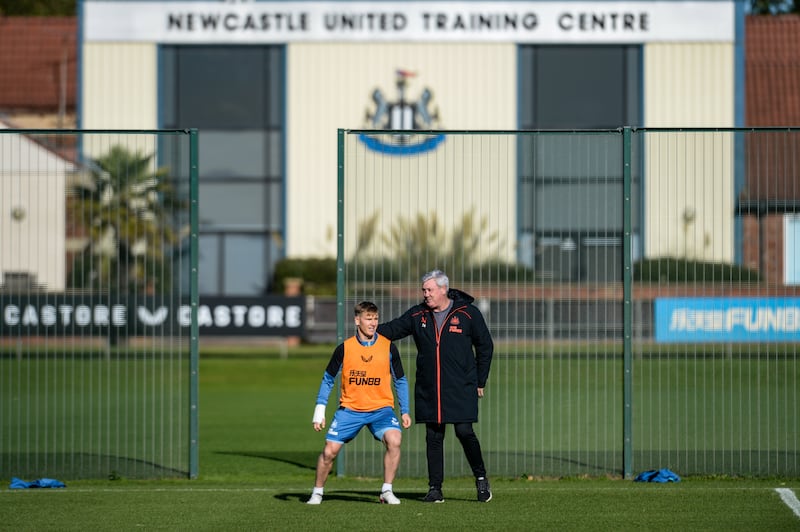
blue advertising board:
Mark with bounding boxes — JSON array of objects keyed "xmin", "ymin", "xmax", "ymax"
[{"xmin": 655, "ymin": 297, "xmax": 800, "ymax": 343}]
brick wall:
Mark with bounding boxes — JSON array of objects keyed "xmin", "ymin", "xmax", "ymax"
[
  {"xmin": 743, "ymin": 215, "xmax": 786, "ymax": 284},
  {"xmin": 0, "ymin": 17, "xmax": 77, "ymax": 111}
]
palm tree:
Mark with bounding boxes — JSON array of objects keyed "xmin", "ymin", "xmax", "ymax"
[
  {"xmin": 373, "ymin": 211, "xmax": 500, "ymax": 282},
  {"xmin": 68, "ymin": 145, "xmax": 187, "ymax": 294}
]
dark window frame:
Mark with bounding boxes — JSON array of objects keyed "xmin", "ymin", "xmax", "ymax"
[
  {"xmin": 518, "ymin": 44, "xmax": 642, "ymax": 281},
  {"xmin": 160, "ymin": 45, "xmax": 286, "ymax": 296}
]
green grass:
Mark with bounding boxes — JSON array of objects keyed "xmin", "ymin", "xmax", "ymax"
[
  {"xmin": 1, "ymin": 350, "xmax": 799, "ymax": 530},
  {"xmin": 2, "ymin": 476, "xmax": 799, "ymax": 530}
]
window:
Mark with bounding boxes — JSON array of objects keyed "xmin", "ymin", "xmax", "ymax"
[
  {"xmin": 786, "ymin": 215, "xmax": 800, "ymax": 285},
  {"xmin": 518, "ymin": 45, "xmax": 641, "ymax": 281},
  {"xmin": 161, "ymin": 45, "xmax": 285, "ymax": 296}
]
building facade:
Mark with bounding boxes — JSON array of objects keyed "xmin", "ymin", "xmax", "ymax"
[{"xmin": 71, "ymin": 1, "xmax": 778, "ymax": 294}]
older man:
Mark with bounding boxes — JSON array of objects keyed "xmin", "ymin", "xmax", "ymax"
[{"xmin": 378, "ymin": 269, "xmax": 494, "ymax": 503}]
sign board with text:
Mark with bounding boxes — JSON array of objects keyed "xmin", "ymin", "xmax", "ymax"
[
  {"xmin": 655, "ymin": 297, "xmax": 800, "ymax": 343},
  {"xmin": 84, "ymin": 1, "xmax": 735, "ymax": 44},
  {"xmin": 0, "ymin": 295, "xmax": 304, "ymax": 337}
]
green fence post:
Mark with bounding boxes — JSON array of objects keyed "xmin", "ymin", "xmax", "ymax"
[
  {"xmin": 336, "ymin": 128, "xmax": 346, "ymax": 476},
  {"xmin": 622, "ymin": 126, "xmax": 633, "ymax": 479},
  {"xmin": 189, "ymin": 128, "xmax": 200, "ymax": 479}
]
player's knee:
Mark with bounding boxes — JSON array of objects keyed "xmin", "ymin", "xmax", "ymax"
[
  {"xmin": 383, "ymin": 430, "xmax": 402, "ymax": 449},
  {"xmin": 322, "ymin": 444, "xmax": 341, "ymax": 461}
]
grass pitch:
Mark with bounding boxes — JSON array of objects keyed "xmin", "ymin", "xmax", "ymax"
[
  {"xmin": 1, "ymin": 348, "xmax": 799, "ymax": 530},
  {"xmin": 2, "ymin": 476, "xmax": 799, "ymax": 531}
]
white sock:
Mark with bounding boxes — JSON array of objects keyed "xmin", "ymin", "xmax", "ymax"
[
  {"xmin": 381, "ymin": 483, "xmax": 392, "ymax": 493},
  {"xmin": 312, "ymin": 487, "xmax": 324, "ymax": 496}
]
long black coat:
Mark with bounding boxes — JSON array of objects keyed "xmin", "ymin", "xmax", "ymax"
[{"xmin": 377, "ymin": 289, "xmax": 494, "ymax": 424}]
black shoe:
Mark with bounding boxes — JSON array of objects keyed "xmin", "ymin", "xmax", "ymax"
[
  {"xmin": 476, "ymin": 477, "xmax": 492, "ymax": 502},
  {"xmin": 422, "ymin": 487, "xmax": 444, "ymax": 503}
]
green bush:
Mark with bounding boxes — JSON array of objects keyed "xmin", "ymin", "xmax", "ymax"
[
  {"xmin": 271, "ymin": 257, "xmax": 337, "ymax": 295},
  {"xmin": 275, "ymin": 256, "xmax": 761, "ymax": 293},
  {"xmin": 272, "ymin": 257, "xmax": 537, "ymax": 295},
  {"xmin": 633, "ymin": 257, "xmax": 762, "ymax": 283}
]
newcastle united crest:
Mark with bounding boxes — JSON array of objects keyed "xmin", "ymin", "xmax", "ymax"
[{"xmin": 359, "ymin": 69, "xmax": 445, "ymax": 156}]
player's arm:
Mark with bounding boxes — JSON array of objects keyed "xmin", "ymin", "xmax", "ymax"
[
  {"xmin": 389, "ymin": 344, "xmax": 412, "ymax": 428},
  {"xmin": 312, "ymin": 344, "xmax": 344, "ymax": 431}
]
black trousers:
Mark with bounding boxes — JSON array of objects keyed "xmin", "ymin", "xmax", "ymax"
[{"xmin": 425, "ymin": 422, "xmax": 487, "ymax": 489}]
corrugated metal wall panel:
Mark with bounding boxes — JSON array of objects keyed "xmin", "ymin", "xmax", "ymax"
[
  {"xmin": 82, "ymin": 43, "xmax": 158, "ymax": 132},
  {"xmin": 644, "ymin": 43, "xmax": 734, "ymax": 127},
  {"xmin": 642, "ymin": 43, "xmax": 735, "ymax": 262},
  {"xmin": 643, "ymin": 131, "xmax": 735, "ymax": 262}
]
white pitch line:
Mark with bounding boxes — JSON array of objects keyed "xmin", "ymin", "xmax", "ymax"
[
  {"xmin": 776, "ymin": 488, "xmax": 800, "ymax": 518},
  {"xmin": 2, "ymin": 485, "xmax": 799, "ymax": 496}
]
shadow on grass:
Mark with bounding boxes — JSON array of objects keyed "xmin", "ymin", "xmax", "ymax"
[
  {"xmin": 215, "ymin": 451, "xmax": 316, "ymax": 470},
  {"xmin": 275, "ymin": 490, "xmax": 478, "ymax": 504}
]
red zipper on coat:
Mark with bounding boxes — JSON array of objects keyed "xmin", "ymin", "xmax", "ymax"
[
  {"xmin": 433, "ymin": 305, "xmax": 465, "ymax": 424},
  {"xmin": 434, "ymin": 317, "xmax": 442, "ymax": 423}
]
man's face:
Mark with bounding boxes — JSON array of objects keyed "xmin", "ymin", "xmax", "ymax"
[
  {"xmin": 355, "ymin": 311, "xmax": 378, "ymax": 339},
  {"xmin": 422, "ymin": 278, "xmax": 448, "ymax": 311}
]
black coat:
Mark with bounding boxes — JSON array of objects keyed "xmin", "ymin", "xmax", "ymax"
[{"xmin": 377, "ymin": 289, "xmax": 494, "ymax": 424}]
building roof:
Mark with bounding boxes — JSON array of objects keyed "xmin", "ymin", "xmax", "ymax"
[
  {"xmin": 746, "ymin": 14, "xmax": 800, "ymax": 126},
  {"xmin": 741, "ymin": 15, "xmax": 800, "ymax": 208},
  {"xmin": 0, "ymin": 119, "xmax": 77, "ymax": 170},
  {"xmin": 0, "ymin": 17, "xmax": 77, "ymax": 111}
]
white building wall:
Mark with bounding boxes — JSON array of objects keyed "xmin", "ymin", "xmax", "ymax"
[
  {"xmin": 286, "ymin": 42, "xmax": 517, "ymax": 258},
  {"xmin": 645, "ymin": 43, "xmax": 734, "ymax": 127},
  {"xmin": 643, "ymin": 43, "xmax": 736, "ymax": 262},
  {"xmin": 342, "ymin": 132, "xmax": 518, "ymax": 263},
  {"xmin": 82, "ymin": 43, "xmax": 158, "ymax": 134},
  {"xmin": 0, "ymin": 127, "xmax": 71, "ymax": 291}
]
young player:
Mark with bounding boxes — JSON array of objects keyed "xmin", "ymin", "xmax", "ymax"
[{"xmin": 307, "ymin": 301, "xmax": 412, "ymax": 505}]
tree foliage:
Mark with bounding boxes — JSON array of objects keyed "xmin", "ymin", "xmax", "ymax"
[
  {"xmin": 341, "ymin": 210, "xmax": 514, "ymax": 283},
  {"xmin": 749, "ymin": 0, "xmax": 799, "ymax": 14},
  {"xmin": 0, "ymin": 0, "xmax": 76, "ymax": 16},
  {"xmin": 68, "ymin": 146, "xmax": 187, "ymax": 294},
  {"xmin": 379, "ymin": 211, "xmax": 499, "ymax": 274}
]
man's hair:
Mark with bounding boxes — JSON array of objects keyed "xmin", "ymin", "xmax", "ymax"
[
  {"xmin": 421, "ymin": 269, "xmax": 449, "ymax": 290},
  {"xmin": 354, "ymin": 301, "xmax": 379, "ymax": 316}
]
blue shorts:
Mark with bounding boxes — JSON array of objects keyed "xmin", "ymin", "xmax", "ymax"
[{"xmin": 326, "ymin": 406, "xmax": 401, "ymax": 444}]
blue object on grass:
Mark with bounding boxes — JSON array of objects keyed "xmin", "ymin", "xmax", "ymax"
[
  {"xmin": 10, "ymin": 477, "xmax": 66, "ymax": 489},
  {"xmin": 634, "ymin": 468, "xmax": 681, "ymax": 483}
]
